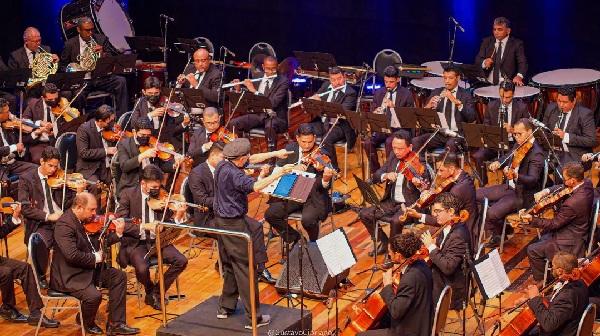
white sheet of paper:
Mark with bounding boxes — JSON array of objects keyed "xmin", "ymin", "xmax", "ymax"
[
  {"xmin": 316, "ymin": 228, "xmax": 357, "ymax": 277},
  {"xmin": 474, "ymin": 249, "xmax": 510, "ymax": 299}
]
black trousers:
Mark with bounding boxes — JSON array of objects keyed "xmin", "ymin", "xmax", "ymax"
[
  {"xmin": 358, "ymin": 199, "xmax": 406, "ymax": 244},
  {"xmin": 0, "ymin": 256, "xmax": 44, "ymax": 316},
  {"xmin": 128, "ymin": 243, "xmax": 188, "ymax": 296},
  {"xmin": 70, "ymin": 268, "xmax": 127, "ymax": 327},
  {"xmin": 362, "ymin": 131, "xmax": 396, "ymax": 175},
  {"xmin": 476, "ymin": 184, "xmax": 521, "ymax": 236},
  {"xmin": 412, "ymin": 132, "xmax": 462, "ymax": 157},
  {"xmin": 528, "ymin": 234, "xmax": 585, "ymax": 281},
  {"xmin": 472, "ymin": 147, "xmax": 497, "ymax": 186},
  {"xmin": 265, "ymin": 200, "xmax": 326, "ymax": 243},
  {"xmin": 308, "ymin": 120, "xmax": 355, "ymax": 170},
  {"xmin": 31, "ymin": 225, "xmax": 54, "ymax": 280},
  {"xmin": 89, "ymin": 75, "xmax": 129, "ymax": 117},
  {"xmin": 215, "ymin": 215, "xmax": 261, "ymax": 320},
  {"xmin": 229, "ymin": 113, "xmax": 287, "ymax": 150}
]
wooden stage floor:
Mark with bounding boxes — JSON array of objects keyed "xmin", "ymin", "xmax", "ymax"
[{"xmin": 2, "ymin": 147, "xmax": 600, "ymax": 336}]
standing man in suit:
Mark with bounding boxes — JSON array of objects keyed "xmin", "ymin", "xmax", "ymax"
[
  {"xmin": 541, "ymin": 86, "xmax": 597, "ymax": 167},
  {"xmin": 411, "ymin": 66, "xmax": 476, "ymax": 155},
  {"xmin": 230, "ymin": 56, "xmax": 290, "ymax": 151},
  {"xmin": 307, "ymin": 66, "xmax": 358, "ymax": 169},
  {"xmin": 0, "ymin": 98, "xmax": 38, "ymax": 179},
  {"xmin": 472, "ymin": 81, "xmax": 531, "ymax": 185},
  {"xmin": 421, "ymin": 192, "xmax": 471, "ymax": 311},
  {"xmin": 175, "ymin": 48, "xmax": 222, "ymax": 107},
  {"xmin": 18, "ymin": 147, "xmax": 78, "ymax": 288},
  {"xmin": 265, "ymin": 124, "xmax": 334, "ymax": 244},
  {"xmin": 475, "ymin": 17, "xmax": 528, "ymax": 86},
  {"xmin": 22, "ymin": 83, "xmax": 63, "ymax": 163},
  {"xmin": 363, "ymin": 66, "xmax": 415, "ymax": 174},
  {"xmin": 188, "ymin": 107, "xmax": 222, "ymax": 166},
  {"xmin": 59, "ymin": 17, "xmax": 128, "ymax": 116},
  {"xmin": 76, "ymin": 104, "xmax": 116, "ymax": 188},
  {"xmin": 525, "ymin": 252, "xmax": 589, "ymax": 335},
  {"xmin": 51, "ymin": 192, "xmax": 139, "ymax": 335},
  {"xmin": 521, "ymin": 162, "xmax": 594, "ymax": 286},
  {"xmin": 359, "ymin": 130, "xmax": 430, "ymax": 256}
]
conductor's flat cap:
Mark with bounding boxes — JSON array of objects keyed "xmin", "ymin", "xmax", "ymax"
[{"xmin": 223, "ymin": 138, "xmax": 251, "ymax": 158}]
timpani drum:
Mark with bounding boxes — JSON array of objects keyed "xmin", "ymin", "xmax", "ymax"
[
  {"xmin": 421, "ymin": 61, "xmax": 463, "ymax": 77},
  {"xmin": 136, "ymin": 62, "xmax": 167, "ymax": 91},
  {"xmin": 473, "ymin": 85, "xmax": 540, "ymax": 120},
  {"xmin": 531, "ymin": 68, "xmax": 600, "ymax": 113},
  {"xmin": 409, "ymin": 77, "xmax": 470, "ymax": 108}
]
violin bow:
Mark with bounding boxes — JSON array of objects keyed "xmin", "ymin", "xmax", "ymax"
[
  {"xmin": 498, "ymin": 130, "xmax": 535, "ymax": 167},
  {"xmin": 222, "ymin": 89, "xmax": 246, "ymax": 130},
  {"xmin": 18, "ymin": 91, "xmax": 23, "ymax": 144},
  {"xmin": 112, "ymin": 96, "xmax": 142, "ymax": 149},
  {"xmin": 61, "ymin": 151, "xmax": 69, "ymax": 211},
  {"xmin": 155, "ymin": 87, "xmax": 176, "ymax": 149},
  {"xmin": 56, "ymin": 82, "xmax": 87, "ymax": 121}
]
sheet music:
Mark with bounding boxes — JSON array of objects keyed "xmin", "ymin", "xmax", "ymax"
[
  {"xmin": 262, "ymin": 166, "xmax": 316, "ymax": 194},
  {"xmin": 474, "ymin": 249, "xmax": 510, "ymax": 299},
  {"xmin": 317, "ymin": 229, "xmax": 357, "ymax": 277}
]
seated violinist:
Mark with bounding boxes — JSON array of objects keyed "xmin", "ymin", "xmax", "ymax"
[
  {"xmin": 265, "ymin": 123, "xmax": 334, "ymax": 244},
  {"xmin": 420, "ymin": 192, "xmax": 471, "ymax": 311},
  {"xmin": 131, "ymin": 76, "xmax": 190, "ymax": 153},
  {"xmin": 0, "ymin": 98, "xmax": 38, "ymax": 180},
  {"xmin": 520, "ymin": 162, "xmax": 594, "ymax": 287},
  {"xmin": 476, "ymin": 118, "xmax": 544, "ymax": 248},
  {"xmin": 115, "ymin": 164, "xmax": 188, "ymax": 310},
  {"xmin": 523, "ymin": 251, "xmax": 589, "ymax": 336},
  {"xmin": 358, "ymin": 130, "xmax": 430, "ymax": 257},
  {"xmin": 188, "ymin": 107, "xmax": 223, "ymax": 166}
]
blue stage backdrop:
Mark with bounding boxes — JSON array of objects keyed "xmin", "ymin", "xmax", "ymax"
[{"xmin": 2, "ymin": 0, "xmax": 600, "ymax": 82}]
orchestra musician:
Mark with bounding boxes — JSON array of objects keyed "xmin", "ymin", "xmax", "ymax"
[
  {"xmin": 475, "ymin": 17, "xmax": 528, "ymax": 86},
  {"xmin": 472, "ymin": 81, "xmax": 530, "ymax": 186},
  {"xmin": 476, "ymin": 118, "xmax": 544, "ymax": 248},
  {"xmin": 50, "ymin": 192, "xmax": 139, "ymax": 335},
  {"xmin": 0, "ymin": 203, "xmax": 59, "ymax": 328},
  {"xmin": 131, "ymin": 76, "xmax": 191, "ymax": 153},
  {"xmin": 420, "ymin": 192, "xmax": 471, "ymax": 311},
  {"xmin": 307, "ymin": 66, "xmax": 357, "ymax": 169},
  {"xmin": 0, "ymin": 98, "xmax": 38, "ymax": 179},
  {"xmin": 540, "ymin": 86, "xmax": 597, "ymax": 168},
  {"xmin": 230, "ymin": 56, "xmax": 290, "ymax": 151},
  {"xmin": 523, "ymin": 251, "xmax": 589, "ymax": 336},
  {"xmin": 18, "ymin": 147, "xmax": 78, "ymax": 289},
  {"xmin": 114, "ymin": 164, "xmax": 188, "ymax": 311},
  {"xmin": 213, "ymin": 138, "xmax": 294, "ymax": 328},
  {"xmin": 411, "ymin": 65, "xmax": 476, "ymax": 156},
  {"xmin": 363, "ymin": 66, "xmax": 415, "ymax": 175},
  {"xmin": 188, "ymin": 107, "xmax": 222, "ymax": 166},
  {"xmin": 358, "ymin": 130, "xmax": 430, "ymax": 256},
  {"xmin": 59, "ymin": 16, "xmax": 129, "ymax": 116},
  {"xmin": 187, "ymin": 142, "xmax": 276, "ymax": 283},
  {"xmin": 176, "ymin": 48, "xmax": 222, "ymax": 107},
  {"xmin": 265, "ymin": 124, "xmax": 335, "ymax": 245},
  {"xmin": 520, "ymin": 162, "xmax": 594, "ymax": 287}
]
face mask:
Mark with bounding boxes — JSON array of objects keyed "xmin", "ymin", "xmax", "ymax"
[
  {"xmin": 146, "ymin": 95, "xmax": 160, "ymax": 105},
  {"xmin": 148, "ymin": 188, "xmax": 160, "ymax": 199},
  {"xmin": 137, "ymin": 135, "xmax": 150, "ymax": 146},
  {"xmin": 46, "ymin": 99, "xmax": 59, "ymax": 107}
]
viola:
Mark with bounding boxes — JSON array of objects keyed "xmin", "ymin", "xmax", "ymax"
[
  {"xmin": 398, "ymin": 173, "xmax": 459, "ymax": 223},
  {"xmin": 1, "ymin": 119, "xmax": 39, "ymax": 133},
  {"xmin": 83, "ymin": 214, "xmax": 141, "ymax": 235},
  {"xmin": 51, "ymin": 97, "xmax": 81, "ymax": 122},
  {"xmin": 139, "ymin": 136, "xmax": 179, "ymax": 161},
  {"xmin": 396, "ymin": 151, "xmax": 427, "ymax": 186},
  {"xmin": 102, "ymin": 123, "xmax": 132, "ymax": 142},
  {"xmin": 518, "ymin": 186, "xmax": 573, "ymax": 223},
  {"xmin": 0, "ymin": 197, "xmax": 30, "ymax": 215},
  {"xmin": 147, "ymin": 189, "xmax": 208, "ymax": 212},
  {"xmin": 301, "ymin": 147, "xmax": 341, "ymax": 178},
  {"xmin": 209, "ymin": 126, "xmax": 236, "ymax": 143},
  {"xmin": 505, "ymin": 141, "xmax": 533, "ymax": 180},
  {"xmin": 47, "ymin": 169, "xmax": 105, "ymax": 191}
]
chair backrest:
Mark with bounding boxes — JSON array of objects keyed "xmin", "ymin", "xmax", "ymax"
[
  {"xmin": 117, "ymin": 110, "xmax": 133, "ymax": 131},
  {"xmin": 432, "ymin": 285, "xmax": 452, "ymax": 336},
  {"xmin": 576, "ymin": 303, "xmax": 596, "ymax": 336},
  {"xmin": 372, "ymin": 49, "xmax": 402, "ymax": 79},
  {"xmin": 55, "ymin": 132, "xmax": 78, "ymax": 172},
  {"xmin": 587, "ymin": 199, "xmax": 600, "ymax": 256},
  {"xmin": 476, "ymin": 197, "xmax": 490, "ymax": 259},
  {"xmin": 193, "ymin": 36, "xmax": 215, "ymax": 56},
  {"xmin": 28, "ymin": 232, "xmax": 47, "ymax": 298},
  {"xmin": 248, "ymin": 42, "xmax": 277, "ymax": 78},
  {"xmin": 181, "ymin": 176, "xmax": 195, "ymax": 217}
]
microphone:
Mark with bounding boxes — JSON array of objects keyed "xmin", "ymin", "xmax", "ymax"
[
  {"xmin": 530, "ymin": 118, "xmax": 550, "ymax": 131},
  {"xmin": 449, "ymin": 17, "xmax": 465, "ymax": 33},
  {"xmin": 160, "ymin": 14, "xmax": 175, "ymax": 22},
  {"xmin": 221, "ymin": 46, "xmax": 236, "ymax": 57},
  {"xmin": 442, "ymin": 128, "xmax": 464, "ymax": 138}
]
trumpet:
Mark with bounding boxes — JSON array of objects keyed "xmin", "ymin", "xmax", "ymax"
[
  {"xmin": 288, "ymin": 88, "xmax": 337, "ymax": 109},
  {"xmin": 221, "ymin": 75, "xmax": 277, "ymax": 89}
]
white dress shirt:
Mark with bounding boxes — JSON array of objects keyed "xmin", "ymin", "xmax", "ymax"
[
  {"xmin": 95, "ymin": 121, "xmax": 110, "ymax": 168},
  {"xmin": 38, "ymin": 168, "xmax": 60, "ymax": 219},
  {"xmin": 256, "ymin": 75, "xmax": 274, "ymax": 95},
  {"xmin": 392, "ymin": 161, "xmax": 406, "ymax": 203},
  {"xmin": 427, "ymin": 225, "xmax": 452, "ymax": 252},
  {"xmin": 438, "ymin": 88, "xmax": 461, "ymax": 131},
  {"xmin": 558, "ymin": 110, "xmax": 573, "ymax": 150},
  {"xmin": 194, "ymin": 71, "xmax": 206, "ymax": 89},
  {"xmin": 140, "ymin": 190, "xmax": 156, "ymax": 240}
]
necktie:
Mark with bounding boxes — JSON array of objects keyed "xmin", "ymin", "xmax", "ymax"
[
  {"xmin": 265, "ymin": 80, "xmax": 271, "ymax": 95},
  {"xmin": 493, "ymin": 41, "xmax": 503, "ymax": 85},
  {"xmin": 144, "ymin": 197, "xmax": 152, "ymax": 247},
  {"xmin": 31, "ymin": 51, "xmax": 36, "ymax": 67},
  {"xmin": 444, "ymin": 93, "xmax": 453, "ymax": 127},
  {"xmin": 558, "ymin": 113, "xmax": 568, "ymax": 130},
  {"xmin": 43, "ymin": 177, "xmax": 55, "ymax": 214}
]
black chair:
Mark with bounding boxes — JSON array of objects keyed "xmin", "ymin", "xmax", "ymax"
[
  {"xmin": 194, "ymin": 36, "xmax": 215, "ymax": 56},
  {"xmin": 248, "ymin": 42, "xmax": 277, "ymax": 79},
  {"xmin": 55, "ymin": 132, "xmax": 78, "ymax": 172},
  {"xmin": 372, "ymin": 49, "xmax": 402, "ymax": 79}
]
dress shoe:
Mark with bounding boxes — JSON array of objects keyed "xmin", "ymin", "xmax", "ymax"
[
  {"xmin": 38, "ymin": 278, "xmax": 48, "ymax": 289},
  {"xmin": 27, "ymin": 315, "xmax": 60, "ymax": 328},
  {"xmin": 244, "ymin": 314, "xmax": 271, "ymax": 329},
  {"xmin": 107, "ymin": 322, "xmax": 140, "ymax": 335},
  {"xmin": 484, "ymin": 235, "xmax": 502, "ymax": 248},
  {"xmin": 0, "ymin": 305, "xmax": 28, "ymax": 323},
  {"xmin": 216, "ymin": 307, "xmax": 234, "ymax": 319},
  {"xmin": 258, "ymin": 269, "xmax": 277, "ymax": 284},
  {"xmin": 85, "ymin": 323, "xmax": 104, "ymax": 335},
  {"xmin": 144, "ymin": 293, "xmax": 162, "ymax": 311},
  {"xmin": 368, "ymin": 241, "xmax": 388, "ymax": 257}
]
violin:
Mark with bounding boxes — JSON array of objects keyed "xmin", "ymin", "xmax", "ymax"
[
  {"xmin": 396, "ymin": 151, "xmax": 427, "ymax": 186},
  {"xmin": 518, "ymin": 186, "xmax": 573, "ymax": 223},
  {"xmin": 83, "ymin": 213, "xmax": 140, "ymax": 235},
  {"xmin": 47, "ymin": 169, "xmax": 105, "ymax": 191},
  {"xmin": 1, "ymin": 119, "xmax": 39, "ymax": 133},
  {"xmin": 51, "ymin": 97, "xmax": 81, "ymax": 122},
  {"xmin": 0, "ymin": 197, "xmax": 30, "ymax": 215},
  {"xmin": 301, "ymin": 147, "xmax": 341, "ymax": 178},
  {"xmin": 139, "ymin": 136, "xmax": 179, "ymax": 161},
  {"xmin": 102, "ymin": 123, "xmax": 132, "ymax": 142},
  {"xmin": 209, "ymin": 126, "xmax": 236, "ymax": 143},
  {"xmin": 504, "ymin": 141, "xmax": 533, "ymax": 180},
  {"xmin": 398, "ymin": 173, "xmax": 459, "ymax": 223},
  {"xmin": 146, "ymin": 189, "xmax": 208, "ymax": 212}
]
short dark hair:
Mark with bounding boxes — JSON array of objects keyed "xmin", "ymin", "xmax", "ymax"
[
  {"xmin": 383, "ymin": 65, "xmax": 399, "ymax": 78},
  {"xmin": 493, "ymin": 17, "xmax": 511, "ymax": 28},
  {"xmin": 295, "ymin": 123, "xmax": 316, "ymax": 137},
  {"xmin": 0, "ymin": 98, "xmax": 8, "ymax": 108},
  {"xmin": 563, "ymin": 161, "xmax": 584, "ymax": 181},
  {"xmin": 41, "ymin": 146, "xmax": 61, "ymax": 162},
  {"xmin": 134, "ymin": 116, "xmax": 153, "ymax": 131},
  {"xmin": 443, "ymin": 64, "xmax": 461, "ymax": 77},
  {"xmin": 557, "ymin": 86, "xmax": 576, "ymax": 101},
  {"xmin": 441, "ymin": 153, "xmax": 460, "ymax": 168},
  {"xmin": 390, "ymin": 232, "xmax": 422, "ymax": 259},
  {"xmin": 143, "ymin": 76, "xmax": 162, "ymax": 90},
  {"xmin": 552, "ymin": 251, "xmax": 578, "ymax": 273},
  {"xmin": 514, "ymin": 118, "xmax": 533, "ymax": 131},
  {"xmin": 43, "ymin": 83, "xmax": 59, "ymax": 96},
  {"xmin": 433, "ymin": 192, "xmax": 460, "ymax": 212},
  {"xmin": 141, "ymin": 164, "xmax": 163, "ymax": 182},
  {"xmin": 392, "ymin": 129, "xmax": 412, "ymax": 146},
  {"xmin": 94, "ymin": 104, "xmax": 114, "ymax": 121},
  {"xmin": 499, "ymin": 80, "xmax": 515, "ymax": 93},
  {"xmin": 329, "ymin": 66, "xmax": 343, "ymax": 75}
]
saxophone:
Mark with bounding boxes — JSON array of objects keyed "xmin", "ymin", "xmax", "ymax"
[
  {"xmin": 67, "ymin": 37, "xmax": 101, "ymax": 72},
  {"xmin": 27, "ymin": 46, "xmax": 58, "ymax": 88}
]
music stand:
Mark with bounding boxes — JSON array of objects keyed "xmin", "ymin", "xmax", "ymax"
[
  {"xmin": 462, "ymin": 123, "xmax": 509, "ymax": 152},
  {"xmin": 92, "ymin": 54, "xmax": 137, "ymax": 78},
  {"xmin": 225, "ymin": 91, "xmax": 273, "ymax": 115},
  {"xmin": 161, "ymin": 87, "xmax": 208, "ymax": 111},
  {"xmin": 0, "ymin": 69, "xmax": 31, "ymax": 89},
  {"xmin": 293, "ymin": 51, "xmax": 337, "ymax": 73},
  {"xmin": 413, "ymin": 107, "xmax": 442, "ymax": 131},
  {"xmin": 533, "ymin": 127, "xmax": 565, "ymax": 182},
  {"xmin": 124, "ymin": 36, "xmax": 165, "ymax": 52},
  {"xmin": 394, "ymin": 107, "xmax": 421, "ymax": 130},
  {"xmin": 46, "ymin": 72, "xmax": 87, "ymax": 91}
]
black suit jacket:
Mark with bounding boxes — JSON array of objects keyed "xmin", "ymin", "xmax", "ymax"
[
  {"xmin": 188, "ymin": 126, "xmax": 211, "ymax": 166},
  {"xmin": 250, "ymin": 74, "xmax": 290, "ymax": 124},
  {"xmin": 131, "ymin": 96, "xmax": 188, "ymax": 152},
  {"xmin": 50, "ymin": 209, "xmax": 96, "ymax": 292},
  {"xmin": 373, "ymin": 153, "xmax": 429, "ymax": 206},
  {"xmin": 380, "ymin": 259, "xmax": 433, "ymax": 336},
  {"xmin": 532, "ymin": 179, "xmax": 594, "ymax": 257},
  {"xmin": 429, "ymin": 222, "xmax": 470, "ymax": 310},
  {"xmin": 116, "ymin": 136, "xmax": 143, "ymax": 194},
  {"xmin": 181, "ymin": 63, "xmax": 222, "ymax": 105},
  {"xmin": 315, "ymin": 81, "xmax": 358, "ymax": 148},
  {"xmin": 475, "ymin": 36, "xmax": 528, "ymax": 80},
  {"xmin": 0, "ymin": 126, "xmax": 34, "ymax": 160},
  {"xmin": 59, "ymin": 34, "xmax": 113, "ymax": 70},
  {"xmin": 483, "ymin": 99, "xmax": 530, "ymax": 126},
  {"xmin": 76, "ymin": 119, "xmax": 109, "ymax": 180},
  {"xmin": 426, "ymin": 87, "xmax": 476, "ymax": 132},
  {"xmin": 499, "ymin": 141, "xmax": 545, "ymax": 208},
  {"xmin": 8, "ymin": 45, "xmax": 51, "ymax": 69},
  {"xmin": 188, "ymin": 162, "xmax": 214, "ymax": 227},
  {"xmin": 22, "ymin": 98, "xmax": 62, "ymax": 145},
  {"xmin": 541, "ymin": 103, "xmax": 597, "ymax": 164},
  {"xmin": 529, "ymin": 279, "xmax": 589, "ymax": 336},
  {"xmin": 372, "ymin": 86, "xmax": 415, "ymax": 128}
]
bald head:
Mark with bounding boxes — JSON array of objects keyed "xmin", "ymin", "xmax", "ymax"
[
  {"xmin": 72, "ymin": 192, "xmax": 98, "ymax": 223},
  {"xmin": 202, "ymin": 106, "xmax": 221, "ymax": 133},
  {"xmin": 193, "ymin": 48, "xmax": 211, "ymax": 72},
  {"xmin": 74, "ymin": 192, "xmax": 96, "ymax": 208},
  {"xmin": 23, "ymin": 27, "xmax": 41, "ymax": 52}
]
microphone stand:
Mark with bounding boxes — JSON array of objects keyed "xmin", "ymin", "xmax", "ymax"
[
  {"xmin": 216, "ymin": 47, "xmax": 230, "ymax": 107},
  {"xmin": 533, "ymin": 125, "xmax": 564, "ymax": 182},
  {"xmin": 161, "ymin": 16, "xmax": 171, "ymax": 83},
  {"xmin": 448, "ymin": 18, "xmax": 461, "ymax": 63}
]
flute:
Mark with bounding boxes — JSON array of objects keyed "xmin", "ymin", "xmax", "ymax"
[
  {"xmin": 289, "ymin": 88, "xmax": 337, "ymax": 109},
  {"xmin": 221, "ymin": 75, "xmax": 277, "ymax": 89}
]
